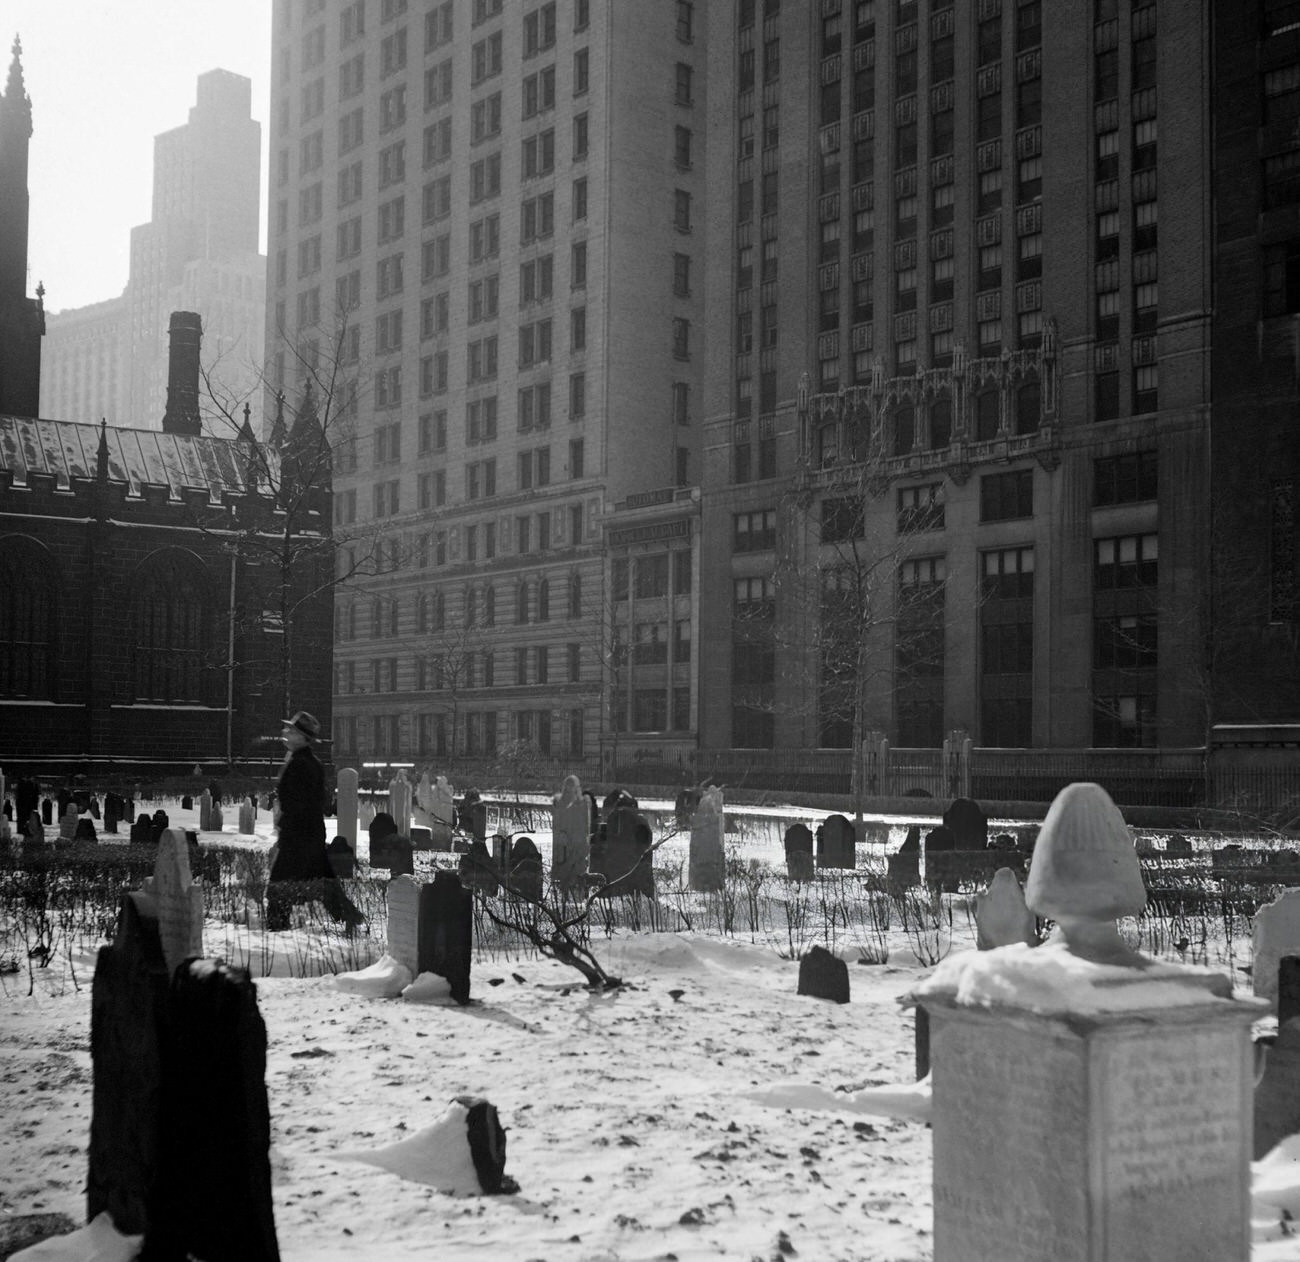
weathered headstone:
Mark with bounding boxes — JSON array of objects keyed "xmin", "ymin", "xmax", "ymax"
[
  {"xmin": 145, "ymin": 829, "xmax": 204, "ymax": 978},
  {"xmin": 974, "ymin": 867, "xmax": 1037, "ymax": 950},
  {"xmin": 371, "ymin": 832, "xmax": 413, "ymax": 877},
  {"xmin": 429, "ymin": 775, "xmax": 455, "ymax": 849},
  {"xmin": 459, "ymin": 838, "xmax": 499, "ymax": 896},
  {"xmin": 457, "ymin": 791, "xmax": 488, "ymax": 843},
  {"xmin": 551, "ymin": 775, "xmax": 592, "ymax": 890},
  {"xmin": 491, "ymin": 832, "xmax": 512, "ymax": 874},
  {"xmin": 783, "ymin": 823, "xmax": 814, "ymax": 882},
  {"xmin": 506, "ymin": 835, "xmax": 543, "ymax": 902},
  {"xmin": 815, "ymin": 813, "xmax": 855, "ymax": 869},
  {"xmin": 24, "ymin": 810, "xmax": 44, "ymax": 844},
  {"xmin": 417, "ymin": 872, "xmax": 473, "ymax": 1004},
  {"xmin": 916, "ymin": 781, "xmax": 1262, "ymax": 1262},
  {"xmin": 58, "ymin": 803, "xmax": 79, "ymax": 842},
  {"xmin": 368, "ymin": 811, "xmax": 397, "ymax": 848},
  {"xmin": 358, "ymin": 794, "xmax": 376, "ymax": 830},
  {"xmin": 326, "ymin": 836, "xmax": 356, "ymax": 879},
  {"xmin": 797, "ymin": 944, "xmax": 850, "ymax": 1004},
  {"xmin": 238, "ymin": 797, "xmax": 256, "ymax": 836},
  {"xmin": 41, "ymin": 797, "xmax": 53, "ymax": 824},
  {"xmin": 150, "ymin": 809, "xmax": 170, "ymax": 843},
  {"xmin": 388, "ymin": 772, "xmax": 412, "ymax": 834},
  {"xmin": 410, "ymin": 826, "xmax": 433, "ymax": 850},
  {"xmin": 689, "ymin": 785, "xmax": 725, "ymax": 892},
  {"xmin": 385, "ymin": 875, "xmax": 420, "ymax": 977},
  {"xmin": 209, "ymin": 803, "xmax": 224, "ymax": 833},
  {"xmin": 130, "ymin": 813, "xmax": 153, "ymax": 844},
  {"xmin": 591, "ymin": 806, "xmax": 654, "ymax": 897},
  {"xmin": 181, "ymin": 794, "xmax": 194, "ymax": 812},
  {"xmin": 150, "ymin": 959, "xmax": 280, "ymax": 1262},
  {"xmin": 74, "ymin": 817, "xmax": 98, "ymax": 843},
  {"xmin": 336, "ymin": 767, "xmax": 359, "ymax": 859},
  {"xmin": 943, "ymin": 797, "xmax": 988, "ymax": 850},
  {"xmin": 198, "ymin": 790, "xmax": 213, "ymax": 831},
  {"xmin": 1255, "ymin": 1011, "xmax": 1300, "ymax": 1159},
  {"xmin": 89, "ymin": 795, "xmax": 101, "ymax": 819},
  {"xmin": 1253, "ymin": 886, "xmax": 1300, "ymax": 1009},
  {"xmin": 103, "ymin": 794, "xmax": 120, "ymax": 835}
]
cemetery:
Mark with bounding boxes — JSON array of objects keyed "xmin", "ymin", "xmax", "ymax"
[{"xmin": 1, "ymin": 769, "xmax": 1299, "ymax": 1260}]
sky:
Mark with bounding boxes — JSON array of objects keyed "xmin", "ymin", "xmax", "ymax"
[{"xmin": 8, "ymin": 1, "xmax": 271, "ymax": 314}]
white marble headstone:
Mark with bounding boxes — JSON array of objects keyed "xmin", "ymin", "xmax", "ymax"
[
  {"xmin": 974, "ymin": 867, "xmax": 1038, "ymax": 950},
  {"xmin": 386, "ymin": 875, "xmax": 420, "ymax": 977},
  {"xmin": 238, "ymin": 797, "xmax": 256, "ymax": 835},
  {"xmin": 551, "ymin": 776, "xmax": 590, "ymax": 888},
  {"xmin": 1254, "ymin": 886, "xmax": 1300, "ymax": 1007},
  {"xmin": 337, "ymin": 767, "xmax": 359, "ymax": 846},
  {"xmin": 148, "ymin": 828, "xmax": 204, "ymax": 977},
  {"xmin": 689, "ymin": 785, "xmax": 725, "ymax": 893},
  {"xmin": 388, "ymin": 774, "xmax": 412, "ymax": 833}
]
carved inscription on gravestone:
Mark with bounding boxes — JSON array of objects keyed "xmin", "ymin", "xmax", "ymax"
[
  {"xmin": 1098, "ymin": 1025, "xmax": 1245, "ymax": 1258},
  {"xmin": 931, "ymin": 1016, "xmax": 1088, "ymax": 1262}
]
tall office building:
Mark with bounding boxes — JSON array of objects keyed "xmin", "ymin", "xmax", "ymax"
[
  {"xmin": 40, "ymin": 70, "xmax": 265, "ymax": 433},
  {"xmin": 269, "ymin": 0, "xmax": 707, "ymax": 768},
  {"xmin": 695, "ymin": 0, "xmax": 1223, "ymax": 763}
]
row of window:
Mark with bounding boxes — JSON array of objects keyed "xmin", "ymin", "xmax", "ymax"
[
  {"xmin": 333, "ymin": 704, "xmax": 587, "ymax": 760},
  {"xmin": 338, "ymin": 639, "xmax": 588, "ymax": 693}
]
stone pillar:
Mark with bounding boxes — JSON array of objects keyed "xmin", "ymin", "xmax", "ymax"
[
  {"xmin": 688, "ymin": 785, "xmax": 725, "ymax": 892},
  {"xmin": 915, "ymin": 782, "xmax": 1264, "ymax": 1262},
  {"xmin": 336, "ymin": 767, "xmax": 358, "ymax": 850}
]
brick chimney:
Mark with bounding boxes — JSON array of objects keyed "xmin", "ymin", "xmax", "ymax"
[{"xmin": 161, "ymin": 311, "xmax": 202, "ymax": 436}]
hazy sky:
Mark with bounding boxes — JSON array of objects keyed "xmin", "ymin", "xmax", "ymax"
[{"xmin": 8, "ymin": 1, "xmax": 271, "ymax": 314}]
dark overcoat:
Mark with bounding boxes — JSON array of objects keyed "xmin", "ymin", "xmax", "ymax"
[{"xmin": 270, "ymin": 746, "xmax": 332, "ymax": 881}]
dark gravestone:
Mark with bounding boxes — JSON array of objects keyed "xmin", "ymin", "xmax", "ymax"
[
  {"xmin": 42, "ymin": 798, "xmax": 53, "ymax": 825},
  {"xmin": 942, "ymin": 797, "xmax": 988, "ymax": 850},
  {"xmin": 181, "ymin": 795, "xmax": 194, "ymax": 811},
  {"xmin": 74, "ymin": 817, "xmax": 98, "ymax": 843},
  {"xmin": 797, "ymin": 944, "xmax": 850, "ymax": 1004},
  {"xmin": 602, "ymin": 788, "xmax": 638, "ymax": 818},
  {"xmin": 1165, "ymin": 833, "xmax": 1193, "ymax": 855},
  {"xmin": 887, "ymin": 850, "xmax": 921, "ymax": 887},
  {"xmin": 410, "ymin": 826, "xmax": 434, "ymax": 851},
  {"xmin": 591, "ymin": 806, "xmax": 654, "ymax": 897},
  {"xmin": 151, "ymin": 959, "xmax": 280, "ymax": 1262},
  {"xmin": 1281, "ymin": 955, "xmax": 1300, "ymax": 1029},
  {"xmin": 459, "ymin": 839, "xmax": 499, "ymax": 895},
  {"xmin": 24, "ymin": 810, "xmax": 44, "ymax": 844},
  {"xmin": 816, "ymin": 813, "xmax": 856, "ymax": 869},
  {"xmin": 369, "ymin": 810, "xmax": 398, "ymax": 844},
  {"xmin": 89, "ymin": 796, "xmax": 101, "ymax": 820},
  {"xmin": 1254, "ymin": 957, "xmax": 1300, "ymax": 1158},
  {"xmin": 491, "ymin": 833, "xmax": 512, "ymax": 874},
  {"xmin": 900, "ymin": 825, "xmax": 922, "ymax": 853},
  {"xmin": 327, "ymin": 836, "xmax": 356, "ymax": 879},
  {"xmin": 103, "ymin": 794, "xmax": 121, "ymax": 835},
  {"xmin": 455, "ymin": 1096, "xmax": 509, "ymax": 1193},
  {"xmin": 506, "ymin": 835, "xmax": 543, "ymax": 902},
  {"xmin": 915, "ymin": 1005, "xmax": 930, "ymax": 1080},
  {"xmin": 417, "ymin": 872, "xmax": 473, "ymax": 1005},
  {"xmin": 674, "ymin": 787, "xmax": 701, "ymax": 829},
  {"xmin": 370, "ymin": 833, "xmax": 414, "ymax": 877},
  {"xmin": 130, "ymin": 813, "xmax": 154, "ymax": 844},
  {"xmin": 150, "ymin": 810, "xmax": 170, "ymax": 844},
  {"xmin": 456, "ymin": 791, "xmax": 488, "ymax": 843},
  {"xmin": 88, "ymin": 893, "xmax": 171, "ymax": 1238},
  {"xmin": 924, "ymin": 824, "xmax": 956, "ymax": 852},
  {"xmin": 57, "ymin": 789, "xmax": 71, "ymax": 817},
  {"xmin": 783, "ymin": 823, "xmax": 815, "ymax": 882},
  {"xmin": 922, "ymin": 825, "xmax": 958, "ymax": 891}
]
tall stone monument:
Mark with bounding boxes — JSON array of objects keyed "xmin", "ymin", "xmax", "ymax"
[
  {"xmin": 914, "ymin": 782, "xmax": 1264, "ymax": 1262},
  {"xmin": 688, "ymin": 785, "xmax": 725, "ymax": 892},
  {"xmin": 551, "ymin": 775, "xmax": 591, "ymax": 891},
  {"xmin": 388, "ymin": 772, "xmax": 412, "ymax": 835},
  {"xmin": 336, "ymin": 767, "xmax": 359, "ymax": 854}
]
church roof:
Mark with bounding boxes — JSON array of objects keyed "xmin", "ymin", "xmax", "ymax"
[{"xmin": 0, "ymin": 414, "xmax": 275, "ymax": 501}]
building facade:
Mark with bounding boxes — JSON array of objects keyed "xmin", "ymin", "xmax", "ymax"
[
  {"xmin": 40, "ymin": 70, "xmax": 266, "ymax": 436},
  {"xmin": 268, "ymin": 0, "xmax": 707, "ymax": 774},
  {"xmin": 695, "ymin": 0, "xmax": 1221, "ymax": 762}
]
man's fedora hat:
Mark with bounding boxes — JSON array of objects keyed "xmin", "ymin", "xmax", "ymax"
[{"xmin": 283, "ymin": 710, "xmax": 326, "ymax": 741}]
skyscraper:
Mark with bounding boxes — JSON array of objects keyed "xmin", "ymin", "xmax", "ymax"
[
  {"xmin": 40, "ymin": 70, "xmax": 265, "ymax": 434},
  {"xmin": 269, "ymin": 0, "xmax": 705, "ymax": 769}
]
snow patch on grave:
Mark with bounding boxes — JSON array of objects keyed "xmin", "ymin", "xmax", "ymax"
[
  {"xmin": 334, "ymin": 954, "xmax": 412, "ymax": 999},
  {"xmin": 333, "ymin": 1101, "xmax": 484, "ymax": 1194}
]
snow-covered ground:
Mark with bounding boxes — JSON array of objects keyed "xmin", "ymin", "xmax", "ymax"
[{"xmin": 1, "ymin": 799, "xmax": 1297, "ymax": 1260}]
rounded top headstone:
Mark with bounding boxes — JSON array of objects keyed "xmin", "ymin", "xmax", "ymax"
[{"xmin": 1025, "ymin": 782, "xmax": 1145, "ymax": 925}]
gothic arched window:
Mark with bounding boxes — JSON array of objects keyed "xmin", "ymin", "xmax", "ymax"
[
  {"xmin": 0, "ymin": 537, "xmax": 58, "ymax": 699},
  {"xmin": 132, "ymin": 550, "xmax": 214, "ymax": 703}
]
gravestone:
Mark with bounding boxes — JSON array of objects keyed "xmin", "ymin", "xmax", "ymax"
[
  {"xmin": 1253, "ymin": 886, "xmax": 1300, "ymax": 1009},
  {"xmin": 974, "ymin": 867, "xmax": 1037, "ymax": 950},
  {"xmin": 430, "ymin": 776, "xmax": 455, "ymax": 849},
  {"xmin": 783, "ymin": 823, "xmax": 815, "ymax": 882},
  {"xmin": 1255, "ymin": 1009, "xmax": 1300, "ymax": 1159},
  {"xmin": 388, "ymin": 773, "xmax": 412, "ymax": 834},
  {"xmin": 58, "ymin": 803, "xmax": 80, "ymax": 841},
  {"xmin": 591, "ymin": 806, "xmax": 654, "ymax": 897},
  {"xmin": 326, "ymin": 836, "xmax": 355, "ymax": 879},
  {"xmin": 797, "ymin": 944, "xmax": 850, "ymax": 1004},
  {"xmin": 209, "ymin": 803, "xmax": 224, "ymax": 832},
  {"xmin": 89, "ymin": 795, "xmax": 101, "ymax": 819},
  {"xmin": 336, "ymin": 767, "xmax": 359, "ymax": 859},
  {"xmin": 130, "ymin": 813, "xmax": 153, "ymax": 844},
  {"xmin": 145, "ymin": 829, "xmax": 205, "ymax": 978},
  {"xmin": 551, "ymin": 775, "xmax": 592, "ymax": 890},
  {"xmin": 150, "ymin": 810, "xmax": 170, "ymax": 844},
  {"xmin": 150, "ymin": 959, "xmax": 280, "ymax": 1262},
  {"xmin": 25, "ymin": 810, "xmax": 43, "ymax": 844},
  {"xmin": 1165, "ymin": 833, "xmax": 1192, "ymax": 855},
  {"xmin": 459, "ymin": 839, "xmax": 499, "ymax": 896},
  {"xmin": 506, "ymin": 835, "xmax": 543, "ymax": 902},
  {"xmin": 238, "ymin": 797, "xmax": 256, "ymax": 836},
  {"xmin": 370, "ymin": 832, "xmax": 413, "ymax": 878},
  {"xmin": 815, "ymin": 813, "xmax": 856, "ymax": 870},
  {"xmin": 88, "ymin": 893, "xmax": 171, "ymax": 1239},
  {"xmin": 41, "ymin": 798, "xmax": 53, "ymax": 824},
  {"xmin": 74, "ymin": 817, "xmax": 98, "ymax": 843},
  {"xmin": 675, "ymin": 786, "xmax": 701, "ymax": 829},
  {"xmin": 943, "ymin": 797, "xmax": 988, "ymax": 850},
  {"xmin": 385, "ymin": 875, "xmax": 420, "ymax": 977},
  {"xmin": 103, "ymin": 794, "xmax": 120, "ymax": 835},
  {"xmin": 491, "ymin": 832, "xmax": 512, "ymax": 874},
  {"xmin": 916, "ymin": 781, "xmax": 1262, "ymax": 1262},
  {"xmin": 368, "ymin": 811, "xmax": 398, "ymax": 847},
  {"xmin": 181, "ymin": 795, "xmax": 194, "ymax": 811},
  {"xmin": 358, "ymin": 795, "xmax": 376, "ymax": 830},
  {"xmin": 198, "ymin": 790, "xmax": 213, "ymax": 831},
  {"xmin": 457, "ymin": 791, "xmax": 488, "ymax": 843},
  {"xmin": 410, "ymin": 826, "xmax": 433, "ymax": 850},
  {"xmin": 417, "ymin": 872, "xmax": 473, "ymax": 1005},
  {"xmin": 688, "ymin": 785, "xmax": 725, "ymax": 892}
]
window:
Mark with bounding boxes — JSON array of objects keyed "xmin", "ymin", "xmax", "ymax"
[
  {"xmin": 898, "ymin": 482, "xmax": 944, "ymax": 533},
  {"xmin": 472, "ymin": 31, "xmax": 503, "ymax": 84},
  {"xmin": 523, "ymin": 2, "xmax": 558, "ymax": 57},
  {"xmin": 676, "ymin": 0, "xmax": 693, "ymax": 41},
  {"xmin": 734, "ymin": 509, "xmax": 777, "ymax": 552},
  {"xmin": 574, "ymin": 48, "xmax": 589, "ymax": 95},
  {"xmin": 733, "ymin": 574, "xmax": 775, "ymax": 617},
  {"xmin": 569, "ymin": 372, "xmax": 586, "ymax": 419},
  {"xmin": 674, "ymin": 189, "xmax": 692, "ymax": 233},
  {"xmin": 980, "ymin": 469, "xmax": 1033, "ymax": 521},
  {"xmin": 675, "ymin": 125, "xmax": 693, "ymax": 169},
  {"xmin": 519, "ymin": 319, "xmax": 553, "ymax": 367},
  {"xmin": 378, "ymin": 142, "xmax": 406, "ymax": 188},
  {"xmin": 467, "ymin": 396, "xmax": 499, "ymax": 443},
  {"xmin": 375, "ymin": 309, "xmax": 404, "ymax": 354},
  {"xmin": 519, "ymin": 382, "xmax": 552, "ymax": 429},
  {"xmin": 522, "ymin": 192, "xmax": 555, "ymax": 243},
  {"xmin": 1094, "ymin": 534, "xmax": 1158, "ymax": 589},
  {"xmin": 467, "ymin": 336, "xmax": 499, "ymax": 383},
  {"xmin": 523, "ymin": 65, "xmax": 556, "ymax": 118},
  {"xmin": 676, "ymin": 62, "xmax": 693, "ymax": 105},
  {"xmin": 821, "ymin": 497, "xmax": 865, "ymax": 544},
  {"xmin": 1264, "ymin": 240, "xmax": 1300, "ymax": 316},
  {"xmin": 466, "ymin": 458, "xmax": 498, "ymax": 500},
  {"xmin": 571, "ymin": 305, "xmax": 587, "ymax": 350},
  {"xmin": 573, "ymin": 176, "xmax": 589, "ymax": 221},
  {"xmin": 672, "ymin": 317, "xmax": 691, "ymax": 360},
  {"xmin": 470, "ymin": 154, "xmax": 502, "ymax": 203},
  {"xmin": 522, "ymin": 128, "xmax": 556, "ymax": 178},
  {"xmin": 378, "ymin": 196, "xmax": 406, "ymax": 242},
  {"xmin": 470, "ymin": 212, "xmax": 501, "ymax": 262},
  {"xmin": 381, "ymin": 26, "xmax": 408, "ymax": 76},
  {"xmin": 471, "ymin": 92, "xmax": 502, "ymax": 142}
]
